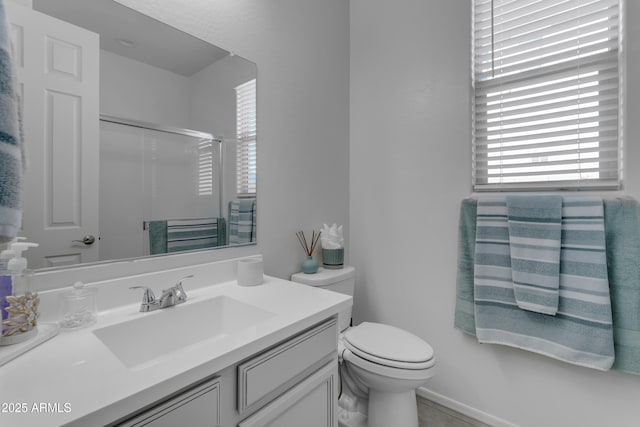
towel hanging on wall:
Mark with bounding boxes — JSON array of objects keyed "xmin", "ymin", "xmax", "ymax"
[
  {"xmin": 455, "ymin": 197, "xmax": 640, "ymax": 375},
  {"xmin": 506, "ymin": 195, "xmax": 562, "ymax": 315},
  {"xmin": 471, "ymin": 196, "xmax": 614, "ymax": 371},
  {"xmin": 0, "ymin": 0, "xmax": 24, "ymax": 243},
  {"xmin": 602, "ymin": 198, "xmax": 640, "ymax": 374}
]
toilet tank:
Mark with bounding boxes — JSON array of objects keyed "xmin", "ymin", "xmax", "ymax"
[{"xmin": 290, "ymin": 266, "xmax": 355, "ymax": 331}]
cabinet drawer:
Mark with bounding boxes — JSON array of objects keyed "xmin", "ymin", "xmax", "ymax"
[
  {"xmin": 116, "ymin": 377, "xmax": 220, "ymax": 427},
  {"xmin": 237, "ymin": 317, "xmax": 337, "ymax": 414},
  {"xmin": 238, "ymin": 360, "xmax": 338, "ymax": 427}
]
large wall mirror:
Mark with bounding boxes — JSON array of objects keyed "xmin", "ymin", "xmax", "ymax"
[{"xmin": 10, "ymin": 0, "xmax": 257, "ymax": 269}]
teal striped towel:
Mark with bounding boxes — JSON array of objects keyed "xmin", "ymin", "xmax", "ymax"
[
  {"xmin": 229, "ymin": 199, "xmax": 256, "ymax": 245},
  {"xmin": 454, "ymin": 198, "xmax": 478, "ymax": 336},
  {"xmin": 506, "ymin": 195, "xmax": 562, "ymax": 315},
  {"xmin": 473, "ymin": 196, "xmax": 614, "ymax": 371},
  {"xmin": 167, "ymin": 217, "xmax": 225, "ymax": 252},
  {"xmin": 148, "ymin": 220, "xmax": 168, "ymax": 255},
  {"xmin": 0, "ymin": 1, "xmax": 23, "ymax": 243},
  {"xmin": 148, "ymin": 217, "xmax": 226, "ymax": 255},
  {"xmin": 455, "ymin": 197, "xmax": 640, "ymax": 374},
  {"xmin": 603, "ymin": 198, "xmax": 640, "ymax": 374}
]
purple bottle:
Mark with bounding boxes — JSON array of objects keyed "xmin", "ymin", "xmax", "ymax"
[
  {"xmin": 0, "ymin": 249, "xmax": 14, "ymax": 322},
  {"xmin": 0, "ymin": 274, "xmax": 10, "ymax": 321}
]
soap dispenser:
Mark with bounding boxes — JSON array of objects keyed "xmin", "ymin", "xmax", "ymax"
[
  {"xmin": 1, "ymin": 241, "xmax": 39, "ymax": 345},
  {"xmin": 0, "ymin": 237, "xmax": 25, "ymax": 322},
  {"xmin": 0, "ymin": 247, "xmax": 16, "ymax": 322}
]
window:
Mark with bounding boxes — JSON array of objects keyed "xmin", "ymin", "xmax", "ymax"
[
  {"xmin": 472, "ymin": 0, "xmax": 623, "ymax": 191},
  {"xmin": 236, "ymin": 79, "xmax": 257, "ymax": 196},
  {"xmin": 198, "ymin": 138, "xmax": 214, "ymax": 196}
]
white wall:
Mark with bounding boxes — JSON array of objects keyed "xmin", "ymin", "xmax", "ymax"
[
  {"xmin": 100, "ymin": 50, "xmax": 190, "ymax": 127},
  {"xmin": 189, "ymin": 54, "xmax": 255, "ymax": 138},
  {"xmin": 350, "ymin": 1, "xmax": 640, "ymax": 426}
]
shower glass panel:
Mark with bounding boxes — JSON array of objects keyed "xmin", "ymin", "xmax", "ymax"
[{"xmin": 99, "ymin": 121, "xmax": 222, "ymax": 260}]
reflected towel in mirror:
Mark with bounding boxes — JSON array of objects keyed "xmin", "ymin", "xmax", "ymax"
[
  {"xmin": 148, "ymin": 217, "xmax": 227, "ymax": 255},
  {"xmin": 229, "ymin": 199, "xmax": 256, "ymax": 245}
]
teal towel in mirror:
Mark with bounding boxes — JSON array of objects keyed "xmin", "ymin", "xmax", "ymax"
[
  {"xmin": 148, "ymin": 220, "xmax": 168, "ymax": 255},
  {"xmin": 167, "ymin": 217, "xmax": 225, "ymax": 252},
  {"xmin": 148, "ymin": 218, "xmax": 226, "ymax": 255},
  {"xmin": 229, "ymin": 199, "xmax": 256, "ymax": 245}
]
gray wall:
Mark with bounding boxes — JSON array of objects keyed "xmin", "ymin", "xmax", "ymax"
[{"xmin": 350, "ymin": 1, "xmax": 640, "ymax": 426}]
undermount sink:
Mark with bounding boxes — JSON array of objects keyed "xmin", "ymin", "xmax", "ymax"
[{"xmin": 93, "ymin": 296, "xmax": 275, "ymax": 369}]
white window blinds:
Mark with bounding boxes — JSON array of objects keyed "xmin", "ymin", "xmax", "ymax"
[
  {"xmin": 236, "ymin": 79, "xmax": 257, "ymax": 196},
  {"xmin": 472, "ymin": 0, "xmax": 623, "ymax": 191},
  {"xmin": 198, "ymin": 139, "xmax": 214, "ymax": 196}
]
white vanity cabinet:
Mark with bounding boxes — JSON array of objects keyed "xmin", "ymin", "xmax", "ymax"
[
  {"xmin": 237, "ymin": 317, "xmax": 339, "ymax": 427},
  {"xmin": 238, "ymin": 361, "xmax": 337, "ymax": 427},
  {"xmin": 114, "ymin": 377, "xmax": 221, "ymax": 427},
  {"xmin": 0, "ymin": 262, "xmax": 353, "ymax": 427},
  {"xmin": 113, "ymin": 317, "xmax": 338, "ymax": 427}
]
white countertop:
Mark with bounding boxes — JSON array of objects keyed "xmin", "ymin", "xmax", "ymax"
[{"xmin": 0, "ymin": 271, "xmax": 352, "ymax": 426}]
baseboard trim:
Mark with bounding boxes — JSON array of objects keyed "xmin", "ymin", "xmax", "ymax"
[{"xmin": 416, "ymin": 387, "xmax": 519, "ymax": 427}]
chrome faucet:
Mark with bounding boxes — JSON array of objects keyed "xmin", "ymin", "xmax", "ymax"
[{"xmin": 130, "ymin": 275, "xmax": 193, "ymax": 312}]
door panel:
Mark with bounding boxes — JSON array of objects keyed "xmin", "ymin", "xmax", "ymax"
[{"xmin": 7, "ymin": 3, "xmax": 99, "ymax": 268}]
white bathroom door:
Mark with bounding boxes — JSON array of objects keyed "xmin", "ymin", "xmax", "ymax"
[{"xmin": 7, "ymin": 3, "xmax": 100, "ymax": 269}]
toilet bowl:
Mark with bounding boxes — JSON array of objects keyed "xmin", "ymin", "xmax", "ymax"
[
  {"xmin": 340, "ymin": 322, "xmax": 435, "ymax": 427},
  {"xmin": 291, "ymin": 267, "xmax": 435, "ymax": 427}
]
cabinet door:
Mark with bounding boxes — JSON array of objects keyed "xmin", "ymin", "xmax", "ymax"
[
  {"xmin": 116, "ymin": 377, "xmax": 220, "ymax": 427},
  {"xmin": 238, "ymin": 317, "xmax": 337, "ymax": 414},
  {"xmin": 238, "ymin": 361, "xmax": 338, "ymax": 427}
]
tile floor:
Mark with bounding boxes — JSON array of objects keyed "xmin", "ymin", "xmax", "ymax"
[{"xmin": 417, "ymin": 396, "xmax": 492, "ymax": 427}]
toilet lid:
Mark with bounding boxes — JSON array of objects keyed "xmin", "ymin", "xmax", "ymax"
[{"xmin": 343, "ymin": 322, "xmax": 434, "ymax": 368}]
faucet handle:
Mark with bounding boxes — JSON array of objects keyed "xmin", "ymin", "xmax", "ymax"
[
  {"xmin": 129, "ymin": 286, "xmax": 156, "ymax": 304},
  {"xmin": 175, "ymin": 275, "xmax": 194, "ymax": 288},
  {"xmin": 174, "ymin": 275, "xmax": 193, "ymax": 302}
]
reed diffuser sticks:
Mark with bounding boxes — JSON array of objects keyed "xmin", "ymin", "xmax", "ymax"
[{"xmin": 296, "ymin": 230, "xmax": 320, "ymax": 256}]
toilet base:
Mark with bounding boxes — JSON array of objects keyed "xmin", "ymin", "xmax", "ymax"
[
  {"xmin": 367, "ymin": 389, "xmax": 418, "ymax": 427},
  {"xmin": 337, "ymin": 389, "xmax": 419, "ymax": 427},
  {"xmin": 338, "ymin": 406, "xmax": 368, "ymax": 427}
]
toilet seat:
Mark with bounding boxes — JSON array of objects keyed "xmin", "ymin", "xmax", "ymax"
[
  {"xmin": 342, "ymin": 348, "xmax": 436, "ymax": 382},
  {"xmin": 343, "ymin": 322, "xmax": 435, "ymax": 370}
]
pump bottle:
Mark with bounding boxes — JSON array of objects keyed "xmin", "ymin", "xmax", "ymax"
[
  {"xmin": 0, "ymin": 247, "xmax": 15, "ymax": 322},
  {"xmin": 1, "ymin": 241, "xmax": 39, "ymax": 345}
]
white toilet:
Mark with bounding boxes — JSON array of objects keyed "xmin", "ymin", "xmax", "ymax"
[{"xmin": 291, "ymin": 266, "xmax": 435, "ymax": 427}]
